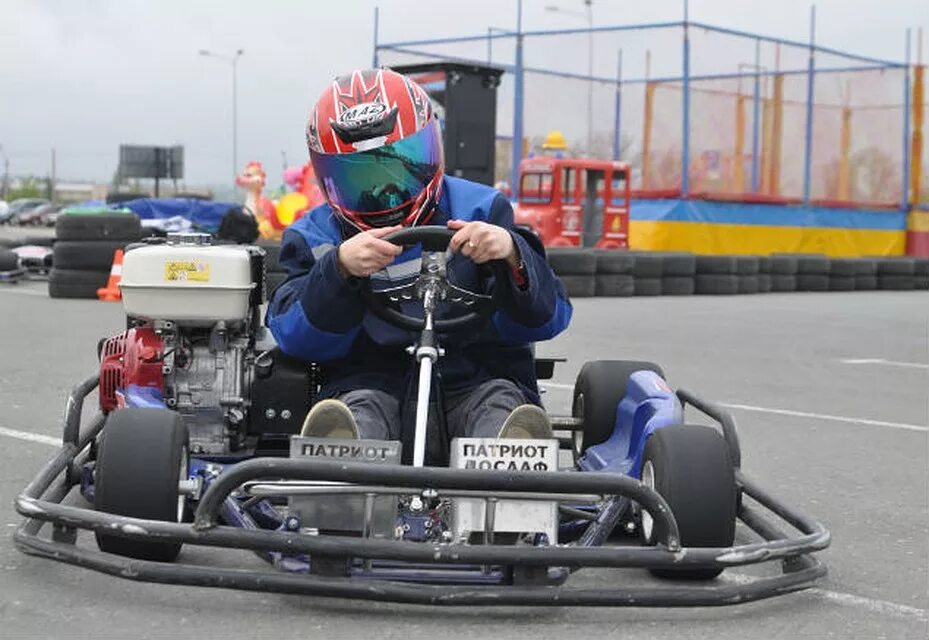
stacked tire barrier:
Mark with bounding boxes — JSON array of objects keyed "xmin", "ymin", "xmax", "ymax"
[
  {"xmin": 258, "ymin": 240, "xmax": 288, "ymax": 298},
  {"xmin": 546, "ymin": 248, "xmax": 929, "ymax": 298},
  {"xmin": 49, "ymin": 213, "xmax": 142, "ymax": 298}
]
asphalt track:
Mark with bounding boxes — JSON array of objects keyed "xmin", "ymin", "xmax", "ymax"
[{"xmin": 0, "ymin": 277, "xmax": 926, "ymax": 639}]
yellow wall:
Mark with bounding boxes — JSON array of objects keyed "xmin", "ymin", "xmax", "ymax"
[{"xmin": 629, "ymin": 220, "xmax": 905, "ymax": 257}]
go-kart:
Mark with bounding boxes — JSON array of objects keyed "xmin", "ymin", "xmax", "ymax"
[{"xmin": 15, "ymin": 228, "xmax": 830, "ymax": 606}]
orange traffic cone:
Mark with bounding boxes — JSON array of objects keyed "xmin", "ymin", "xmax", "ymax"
[{"xmin": 97, "ymin": 249, "xmax": 124, "ymax": 302}]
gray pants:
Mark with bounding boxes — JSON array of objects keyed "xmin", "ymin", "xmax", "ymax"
[{"xmin": 337, "ymin": 378, "xmax": 528, "ymax": 441}]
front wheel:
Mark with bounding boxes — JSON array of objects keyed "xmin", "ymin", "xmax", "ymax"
[
  {"xmin": 640, "ymin": 424, "xmax": 736, "ymax": 580},
  {"xmin": 94, "ymin": 408, "xmax": 189, "ymax": 562}
]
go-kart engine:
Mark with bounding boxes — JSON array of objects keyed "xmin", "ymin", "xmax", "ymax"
[{"xmin": 98, "ymin": 234, "xmax": 270, "ymax": 455}]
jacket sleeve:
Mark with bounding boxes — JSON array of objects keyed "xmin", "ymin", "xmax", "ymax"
[
  {"xmin": 265, "ymin": 223, "xmax": 365, "ymax": 361},
  {"xmin": 485, "ymin": 195, "xmax": 573, "ymax": 343}
]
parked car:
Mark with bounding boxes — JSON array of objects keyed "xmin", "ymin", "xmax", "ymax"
[
  {"xmin": 18, "ymin": 202, "xmax": 62, "ymax": 226},
  {"xmin": 0, "ymin": 200, "xmax": 9, "ymax": 223},
  {"xmin": 4, "ymin": 198, "xmax": 49, "ymax": 225}
]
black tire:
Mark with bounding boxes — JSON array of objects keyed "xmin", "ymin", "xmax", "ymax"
[
  {"xmin": 573, "ymin": 360, "xmax": 666, "ymax": 453},
  {"xmin": 855, "ymin": 274, "xmax": 878, "ymax": 291},
  {"xmin": 829, "ymin": 258, "xmax": 860, "ymax": 277},
  {"xmin": 634, "ymin": 277, "xmax": 662, "ymax": 296},
  {"xmin": 735, "ymin": 256, "xmax": 760, "ymax": 276},
  {"xmin": 758, "ymin": 256, "xmax": 772, "ymax": 274},
  {"xmin": 53, "ymin": 240, "xmax": 127, "ymax": 271},
  {"xmin": 768, "ymin": 255, "xmax": 799, "ymax": 276},
  {"xmin": 879, "ymin": 275, "xmax": 915, "ymax": 290},
  {"xmin": 595, "ymin": 273, "xmax": 634, "ymax": 297},
  {"xmin": 267, "ymin": 271, "xmax": 287, "ymax": 296},
  {"xmin": 796, "ymin": 274, "xmax": 829, "ymax": 291},
  {"xmin": 94, "ymin": 408, "xmax": 188, "ymax": 562},
  {"xmin": 771, "ymin": 274, "xmax": 797, "ymax": 292},
  {"xmin": 854, "ymin": 259, "xmax": 878, "ymax": 276},
  {"xmin": 0, "ymin": 248, "xmax": 17, "ymax": 271},
  {"xmin": 258, "ymin": 240, "xmax": 284, "ymax": 273},
  {"xmin": 594, "ymin": 249, "xmax": 635, "ymax": 275},
  {"xmin": 547, "ymin": 248, "xmax": 597, "ymax": 275},
  {"xmin": 695, "ymin": 255, "xmax": 737, "ymax": 275},
  {"xmin": 661, "ymin": 276, "xmax": 695, "ymax": 295},
  {"xmin": 758, "ymin": 273, "xmax": 772, "ymax": 293},
  {"xmin": 791, "ymin": 254, "xmax": 829, "ymax": 275},
  {"xmin": 640, "ymin": 425, "xmax": 736, "ymax": 580},
  {"xmin": 695, "ymin": 273, "xmax": 739, "ymax": 295},
  {"xmin": 737, "ymin": 275, "xmax": 759, "ymax": 294},
  {"xmin": 48, "ymin": 268, "xmax": 108, "ymax": 298},
  {"xmin": 875, "ymin": 257, "xmax": 915, "ymax": 276},
  {"xmin": 560, "ymin": 274, "xmax": 596, "ymax": 297},
  {"xmin": 914, "ymin": 259, "xmax": 929, "ymax": 277},
  {"xmin": 660, "ymin": 253, "xmax": 696, "ymax": 277},
  {"xmin": 629, "ymin": 252, "xmax": 665, "ymax": 278},
  {"xmin": 915, "ymin": 275, "xmax": 929, "ymax": 290},
  {"xmin": 828, "ymin": 276, "xmax": 856, "ymax": 291},
  {"xmin": 56, "ymin": 213, "xmax": 142, "ymax": 242},
  {"xmin": 21, "ymin": 235, "xmax": 56, "ymax": 247}
]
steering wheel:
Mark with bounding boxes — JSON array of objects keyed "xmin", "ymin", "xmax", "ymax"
[{"xmin": 359, "ymin": 226, "xmax": 509, "ymax": 332}]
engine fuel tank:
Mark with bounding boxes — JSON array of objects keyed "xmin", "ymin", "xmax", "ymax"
[{"xmin": 120, "ymin": 236, "xmax": 255, "ymax": 325}]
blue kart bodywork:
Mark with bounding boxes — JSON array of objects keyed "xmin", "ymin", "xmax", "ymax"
[{"xmin": 577, "ymin": 370, "xmax": 683, "ymax": 479}]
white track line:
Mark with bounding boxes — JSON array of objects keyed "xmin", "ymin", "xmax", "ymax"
[
  {"xmin": 840, "ymin": 358, "xmax": 929, "ymax": 370},
  {"xmin": 539, "ymin": 384, "xmax": 927, "ymax": 432},
  {"xmin": 725, "ymin": 574, "xmax": 928, "ymax": 621},
  {"xmin": 0, "ymin": 426, "xmax": 59, "ymax": 447},
  {"xmin": 721, "ymin": 403, "xmax": 927, "ymax": 433}
]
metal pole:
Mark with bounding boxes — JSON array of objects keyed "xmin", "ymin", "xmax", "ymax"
[
  {"xmin": 802, "ymin": 5, "xmax": 816, "ymax": 206},
  {"xmin": 613, "ymin": 49, "xmax": 623, "ymax": 161},
  {"xmin": 50, "ymin": 148, "xmax": 56, "ymax": 201},
  {"xmin": 586, "ymin": 0, "xmax": 593, "ymax": 155},
  {"xmin": 510, "ymin": 0, "xmax": 524, "ymax": 194},
  {"xmin": 751, "ymin": 38, "xmax": 762, "ymax": 192},
  {"xmin": 902, "ymin": 28, "xmax": 912, "ymax": 212},
  {"xmin": 372, "ymin": 6, "xmax": 380, "ymax": 67},
  {"xmin": 681, "ymin": 0, "xmax": 691, "ymax": 196}
]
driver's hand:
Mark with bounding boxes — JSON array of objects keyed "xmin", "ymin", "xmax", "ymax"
[
  {"xmin": 447, "ymin": 220, "xmax": 518, "ymax": 266},
  {"xmin": 336, "ymin": 225, "xmax": 403, "ymax": 278}
]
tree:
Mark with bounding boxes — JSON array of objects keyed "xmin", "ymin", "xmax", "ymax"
[{"xmin": 7, "ymin": 176, "xmax": 44, "ymax": 200}]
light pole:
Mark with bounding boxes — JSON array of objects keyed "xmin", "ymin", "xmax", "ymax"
[
  {"xmin": 546, "ymin": 1, "xmax": 593, "ymax": 155},
  {"xmin": 199, "ymin": 48, "xmax": 244, "ymax": 182},
  {"xmin": 0, "ymin": 144, "xmax": 8, "ymax": 200}
]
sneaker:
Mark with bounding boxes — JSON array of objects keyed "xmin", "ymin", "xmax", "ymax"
[
  {"xmin": 300, "ymin": 399, "xmax": 360, "ymax": 439},
  {"xmin": 498, "ymin": 404, "xmax": 554, "ymax": 439}
]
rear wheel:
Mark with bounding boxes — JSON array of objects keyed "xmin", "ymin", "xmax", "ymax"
[
  {"xmin": 572, "ymin": 360, "xmax": 666, "ymax": 457},
  {"xmin": 94, "ymin": 408, "xmax": 189, "ymax": 562},
  {"xmin": 640, "ymin": 425, "xmax": 736, "ymax": 580}
]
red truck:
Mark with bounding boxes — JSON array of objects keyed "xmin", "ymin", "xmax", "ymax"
[{"xmin": 513, "ymin": 156, "xmax": 631, "ymax": 249}]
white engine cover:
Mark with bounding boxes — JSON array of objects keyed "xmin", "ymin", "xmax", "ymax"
[{"xmin": 120, "ymin": 243, "xmax": 255, "ymax": 325}]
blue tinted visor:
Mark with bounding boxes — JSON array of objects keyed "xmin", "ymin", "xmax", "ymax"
[{"xmin": 311, "ymin": 119, "xmax": 443, "ymax": 214}]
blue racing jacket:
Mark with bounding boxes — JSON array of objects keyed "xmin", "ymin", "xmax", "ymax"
[{"xmin": 265, "ymin": 176, "xmax": 572, "ymax": 405}]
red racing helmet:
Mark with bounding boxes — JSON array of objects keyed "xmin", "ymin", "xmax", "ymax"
[{"xmin": 306, "ymin": 68, "xmax": 444, "ymax": 231}]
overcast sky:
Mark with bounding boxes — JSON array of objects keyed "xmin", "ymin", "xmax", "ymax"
[{"xmin": 1, "ymin": 0, "xmax": 925, "ymax": 192}]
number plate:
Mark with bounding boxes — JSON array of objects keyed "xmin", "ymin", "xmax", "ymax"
[
  {"xmin": 449, "ymin": 438, "xmax": 559, "ymax": 543},
  {"xmin": 288, "ymin": 437, "xmax": 401, "ymax": 536}
]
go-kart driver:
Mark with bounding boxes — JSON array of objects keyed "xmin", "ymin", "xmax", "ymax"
[{"xmin": 266, "ymin": 69, "xmax": 572, "ymax": 455}]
